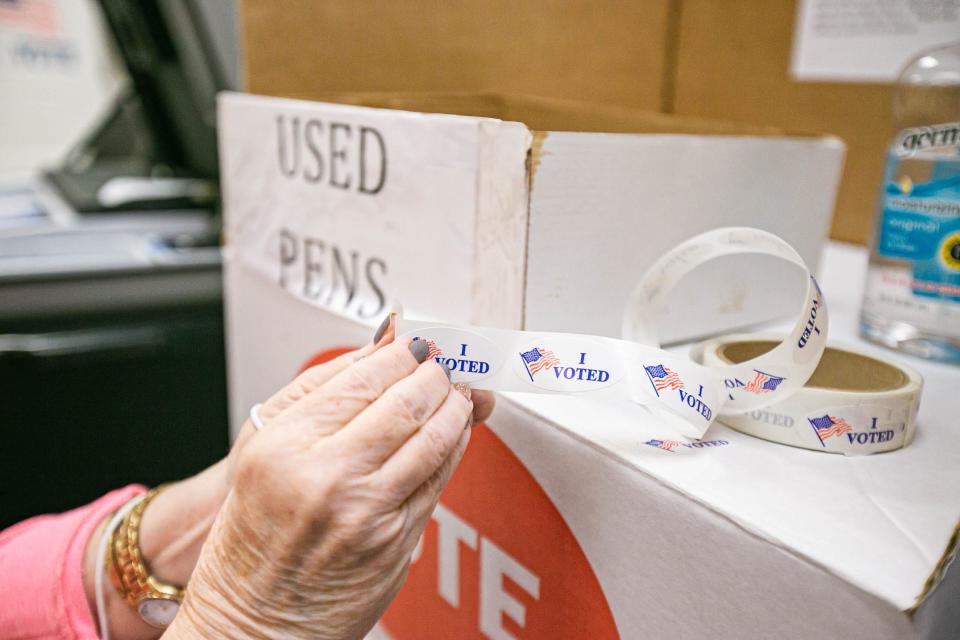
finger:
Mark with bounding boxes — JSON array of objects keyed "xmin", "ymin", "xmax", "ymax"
[
  {"xmin": 371, "ymin": 312, "xmax": 397, "ymax": 347},
  {"xmin": 471, "ymin": 389, "xmax": 495, "ymax": 423},
  {"xmin": 451, "ymin": 385, "xmax": 493, "ymax": 424},
  {"xmin": 286, "ymin": 336, "xmax": 434, "ymax": 437},
  {"xmin": 372, "ymin": 388, "xmax": 472, "ymax": 500},
  {"xmin": 402, "ymin": 425, "xmax": 471, "ymax": 523},
  {"xmin": 260, "ymin": 314, "xmax": 397, "ymax": 422},
  {"xmin": 333, "ymin": 360, "xmax": 453, "ymax": 464}
]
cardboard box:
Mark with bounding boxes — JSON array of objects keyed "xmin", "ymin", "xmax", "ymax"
[
  {"xmin": 218, "ymin": 91, "xmax": 844, "ymax": 387},
  {"xmin": 221, "ymin": 220, "xmax": 960, "ymax": 638}
]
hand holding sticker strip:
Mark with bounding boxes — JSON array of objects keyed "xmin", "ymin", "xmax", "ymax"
[{"xmin": 399, "ymin": 228, "xmax": 828, "ymax": 441}]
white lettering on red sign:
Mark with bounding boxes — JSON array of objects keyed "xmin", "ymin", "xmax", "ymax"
[
  {"xmin": 433, "ymin": 503, "xmax": 479, "ymax": 608},
  {"xmin": 411, "ymin": 502, "xmax": 542, "ymax": 639}
]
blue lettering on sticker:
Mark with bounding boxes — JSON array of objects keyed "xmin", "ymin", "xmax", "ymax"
[
  {"xmin": 439, "ymin": 357, "xmax": 490, "ymax": 374},
  {"xmin": 552, "ymin": 366, "xmax": 610, "ymax": 382},
  {"xmin": 677, "ymin": 388, "xmax": 712, "ymax": 421},
  {"xmin": 846, "ymin": 430, "xmax": 895, "ymax": 445}
]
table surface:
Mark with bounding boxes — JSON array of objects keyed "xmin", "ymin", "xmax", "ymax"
[{"xmin": 507, "ymin": 240, "xmax": 960, "ymax": 611}]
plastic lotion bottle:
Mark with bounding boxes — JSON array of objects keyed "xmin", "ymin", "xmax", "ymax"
[{"xmin": 861, "ymin": 42, "xmax": 960, "ymax": 363}]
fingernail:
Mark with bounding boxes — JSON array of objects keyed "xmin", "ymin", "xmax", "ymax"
[
  {"xmin": 409, "ymin": 339, "xmax": 429, "ymax": 363},
  {"xmin": 453, "ymin": 382, "xmax": 471, "ymax": 400},
  {"xmin": 372, "ymin": 314, "xmax": 391, "ymax": 344}
]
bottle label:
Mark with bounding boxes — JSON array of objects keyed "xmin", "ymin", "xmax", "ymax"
[
  {"xmin": 894, "ymin": 122, "xmax": 960, "ymax": 158},
  {"xmin": 876, "ymin": 152, "xmax": 960, "ymax": 303}
]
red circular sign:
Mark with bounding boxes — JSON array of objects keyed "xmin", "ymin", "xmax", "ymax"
[{"xmin": 383, "ymin": 424, "xmax": 619, "ymax": 639}]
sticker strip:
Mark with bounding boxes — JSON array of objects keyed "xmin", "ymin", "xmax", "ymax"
[{"xmin": 398, "ymin": 228, "xmax": 829, "ymax": 440}]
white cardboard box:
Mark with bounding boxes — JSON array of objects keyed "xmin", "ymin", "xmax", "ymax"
[
  {"xmin": 219, "ymin": 93, "xmax": 846, "ymax": 426},
  {"xmin": 216, "ymin": 93, "xmax": 960, "ymax": 637}
]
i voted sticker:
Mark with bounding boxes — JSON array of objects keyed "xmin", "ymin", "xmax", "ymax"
[
  {"xmin": 411, "ymin": 328, "xmax": 501, "ymax": 383},
  {"xmin": 802, "ymin": 404, "xmax": 907, "ymax": 450},
  {"xmin": 513, "ymin": 338, "xmax": 623, "ymax": 392}
]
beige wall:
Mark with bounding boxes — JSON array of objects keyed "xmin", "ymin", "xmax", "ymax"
[
  {"xmin": 673, "ymin": 0, "xmax": 891, "ymax": 244},
  {"xmin": 242, "ymin": 0, "xmax": 673, "ymax": 112},
  {"xmin": 242, "ymin": 0, "xmax": 896, "ymax": 244}
]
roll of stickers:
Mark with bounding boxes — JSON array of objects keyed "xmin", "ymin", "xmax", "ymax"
[
  {"xmin": 397, "ymin": 227, "xmax": 832, "ymax": 441},
  {"xmin": 692, "ymin": 334, "xmax": 923, "ymax": 454}
]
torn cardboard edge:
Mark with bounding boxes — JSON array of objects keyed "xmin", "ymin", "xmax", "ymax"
[
  {"xmin": 522, "ymin": 129, "xmax": 548, "ymax": 331},
  {"xmin": 909, "ymin": 519, "xmax": 960, "ymax": 615},
  {"xmin": 527, "ymin": 129, "xmax": 548, "ymax": 192}
]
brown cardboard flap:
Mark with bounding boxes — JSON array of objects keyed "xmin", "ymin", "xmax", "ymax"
[
  {"xmin": 241, "ymin": 0, "xmax": 672, "ymax": 113},
  {"xmin": 674, "ymin": 0, "xmax": 892, "ymax": 244},
  {"xmin": 241, "ymin": 0, "xmax": 861, "ymax": 238},
  {"xmin": 267, "ymin": 90, "xmax": 796, "ymax": 138}
]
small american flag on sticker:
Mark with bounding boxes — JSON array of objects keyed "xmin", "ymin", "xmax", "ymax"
[
  {"xmin": 520, "ymin": 347, "xmax": 560, "ymax": 378},
  {"xmin": 645, "ymin": 439, "xmax": 682, "ymax": 452},
  {"xmin": 644, "ymin": 364, "xmax": 684, "ymax": 393},
  {"xmin": 744, "ymin": 370, "xmax": 785, "ymax": 394},
  {"xmin": 808, "ymin": 415, "xmax": 853, "ymax": 445},
  {"xmin": 0, "ymin": 0, "xmax": 58, "ymax": 35},
  {"xmin": 412, "ymin": 337, "xmax": 442, "ymax": 360}
]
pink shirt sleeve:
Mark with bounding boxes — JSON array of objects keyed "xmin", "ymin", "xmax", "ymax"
[{"xmin": 0, "ymin": 485, "xmax": 147, "ymax": 640}]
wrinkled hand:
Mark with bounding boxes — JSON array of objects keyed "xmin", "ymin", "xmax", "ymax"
[
  {"xmin": 226, "ymin": 316, "xmax": 495, "ymax": 483},
  {"xmin": 163, "ymin": 327, "xmax": 485, "ymax": 639}
]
